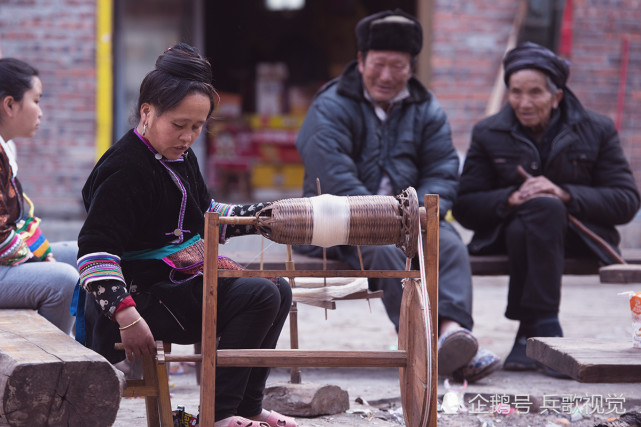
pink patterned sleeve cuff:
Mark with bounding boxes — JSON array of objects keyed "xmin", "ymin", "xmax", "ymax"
[{"xmin": 0, "ymin": 230, "xmax": 32, "ymax": 266}]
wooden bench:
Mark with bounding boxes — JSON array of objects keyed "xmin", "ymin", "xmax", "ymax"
[
  {"xmin": 0, "ymin": 309, "xmax": 124, "ymax": 426},
  {"xmin": 222, "ymin": 248, "xmax": 641, "ymax": 279},
  {"xmin": 471, "ymin": 248, "xmax": 641, "ymax": 278}
]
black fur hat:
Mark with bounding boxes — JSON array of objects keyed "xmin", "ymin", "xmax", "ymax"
[{"xmin": 355, "ymin": 9, "xmax": 422, "ymax": 56}]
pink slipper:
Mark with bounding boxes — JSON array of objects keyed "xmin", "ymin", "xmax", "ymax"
[
  {"xmin": 224, "ymin": 416, "xmax": 270, "ymax": 427},
  {"xmin": 262, "ymin": 410, "xmax": 298, "ymax": 427}
]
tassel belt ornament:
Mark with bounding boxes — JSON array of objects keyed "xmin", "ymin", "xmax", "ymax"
[
  {"xmin": 162, "ymin": 238, "xmax": 204, "ymax": 275},
  {"xmin": 122, "ymin": 235, "xmax": 204, "ymax": 283},
  {"xmin": 122, "ymin": 236, "xmax": 276, "ymax": 284}
]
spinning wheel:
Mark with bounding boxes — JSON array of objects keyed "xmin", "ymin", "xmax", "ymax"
[
  {"xmin": 196, "ymin": 191, "xmax": 439, "ymax": 427},
  {"xmin": 127, "ymin": 191, "xmax": 439, "ymax": 426}
]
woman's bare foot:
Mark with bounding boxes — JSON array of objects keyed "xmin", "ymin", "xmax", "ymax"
[
  {"xmin": 249, "ymin": 409, "xmax": 297, "ymax": 426},
  {"xmin": 215, "ymin": 415, "xmax": 260, "ymax": 427},
  {"xmin": 248, "ymin": 409, "xmax": 270, "ymax": 422}
]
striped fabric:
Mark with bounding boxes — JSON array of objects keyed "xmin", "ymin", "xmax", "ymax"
[
  {"xmin": 14, "ymin": 193, "xmax": 52, "ymax": 261},
  {"xmin": 208, "ymin": 200, "xmax": 233, "ymax": 216},
  {"xmin": 208, "ymin": 201, "xmax": 234, "ymax": 243},
  {"xmin": 0, "ymin": 230, "xmax": 31, "ymax": 265},
  {"xmin": 16, "ymin": 215, "xmax": 51, "ymax": 260},
  {"xmin": 78, "ymin": 252, "xmax": 126, "ymax": 290}
]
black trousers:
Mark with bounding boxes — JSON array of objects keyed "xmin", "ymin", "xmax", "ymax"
[
  {"xmin": 504, "ymin": 197, "xmax": 592, "ymax": 321},
  {"xmin": 85, "ymin": 276, "xmax": 292, "ymax": 421}
]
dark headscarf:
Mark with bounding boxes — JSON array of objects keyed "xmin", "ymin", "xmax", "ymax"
[{"xmin": 503, "ymin": 42, "xmax": 570, "ymax": 88}]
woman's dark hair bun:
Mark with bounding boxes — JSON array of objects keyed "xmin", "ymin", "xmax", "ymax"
[
  {"xmin": 155, "ymin": 42, "xmax": 212, "ymax": 84},
  {"xmin": 134, "ymin": 42, "xmax": 216, "ymax": 122}
]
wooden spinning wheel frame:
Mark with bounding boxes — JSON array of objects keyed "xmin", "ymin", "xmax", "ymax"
[
  {"xmin": 128, "ymin": 193, "xmax": 440, "ymax": 426},
  {"xmin": 192, "ymin": 194, "xmax": 440, "ymax": 427}
]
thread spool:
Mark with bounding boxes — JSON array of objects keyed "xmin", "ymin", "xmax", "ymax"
[{"xmin": 256, "ymin": 187, "xmax": 419, "ymax": 258}]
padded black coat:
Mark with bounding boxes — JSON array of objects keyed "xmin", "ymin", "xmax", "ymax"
[{"xmin": 453, "ymin": 89, "xmax": 640, "ymax": 263}]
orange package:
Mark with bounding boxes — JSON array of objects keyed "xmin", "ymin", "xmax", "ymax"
[{"xmin": 626, "ymin": 291, "xmax": 641, "ymax": 349}]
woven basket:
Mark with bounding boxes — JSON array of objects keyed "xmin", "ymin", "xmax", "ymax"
[{"xmin": 256, "ymin": 187, "xmax": 419, "ymax": 258}]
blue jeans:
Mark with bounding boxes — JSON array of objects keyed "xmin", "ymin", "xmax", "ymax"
[{"xmin": 0, "ymin": 241, "xmax": 79, "ymax": 334}]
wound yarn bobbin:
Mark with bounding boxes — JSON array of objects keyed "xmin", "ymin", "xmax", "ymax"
[{"xmin": 256, "ymin": 187, "xmax": 419, "ymax": 258}]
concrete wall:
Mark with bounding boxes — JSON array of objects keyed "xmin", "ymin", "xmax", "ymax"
[{"xmin": 0, "ymin": 0, "xmax": 96, "ymax": 218}]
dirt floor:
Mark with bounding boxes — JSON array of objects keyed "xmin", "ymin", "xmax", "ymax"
[
  {"xmin": 116, "ymin": 363, "xmax": 641, "ymax": 426},
  {"xmin": 114, "ymin": 271, "xmax": 641, "ymax": 426},
  {"xmin": 113, "ymin": 233, "xmax": 641, "ymax": 426}
]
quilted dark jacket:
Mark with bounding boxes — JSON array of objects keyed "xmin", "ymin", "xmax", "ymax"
[
  {"xmin": 296, "ymin": 60, "xmax": 459, "ymax": 216},
  {"xmin": 453, "ymin": 89, "xmax": 640, "ymax": 263}
]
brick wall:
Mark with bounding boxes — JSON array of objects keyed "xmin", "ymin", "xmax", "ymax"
[
  {"xmin": 569, "ymin": 0, "xmax": 641, "ymax": 192},
  {"xmin": 0, "ymin": 0, "xmax": 96, "ymax": 219},
  {"xmin": 1, "ymin": 0, "xmax": 639, "ymax": 229},
  {"xmin": 430, "ymin": 0, "xmax": 641, "ymax": 244},
  {"xmin": 430, "ymin": 0, "xmax": 520, "ymax": 155}
]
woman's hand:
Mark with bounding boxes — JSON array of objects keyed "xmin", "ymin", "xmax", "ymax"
[
  {"xmin": 508, "ymin": 175, "xmax": 571, "ymax": 207},
  {"xmin": 114, "ymin": 307, "xmax": 156, "ymax": 362}
]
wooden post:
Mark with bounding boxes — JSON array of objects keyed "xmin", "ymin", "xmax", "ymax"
[
  {"xmin": 286, "ymin": 244, "xmax": 302, "ymax": 384},
  {"xmin": 154, "ymin": 342, "xmax": 174, "ymax": 426},
  {"xmin": 200, "ymin": 212, "xmax": 220, "ymax": 426}
]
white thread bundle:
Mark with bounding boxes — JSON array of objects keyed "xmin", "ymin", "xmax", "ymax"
[{"xmin": 310, "ymin": 194, "xmax": 350, "ymax": 247}]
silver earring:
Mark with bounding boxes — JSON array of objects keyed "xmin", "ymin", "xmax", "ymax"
[{"xmin": 142, "ymin": 122, "xmax": 147, "ymax": 136}]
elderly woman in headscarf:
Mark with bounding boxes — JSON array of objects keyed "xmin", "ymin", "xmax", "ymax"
[{"xmin": 453, "ymin": 42, "xmax": 640, "ymax": 376}]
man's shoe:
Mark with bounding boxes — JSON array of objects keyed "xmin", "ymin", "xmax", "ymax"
[
  {"xmin": 504, "ymin": 317, "xmax": 563, "ymax": 372},
  {"xmin": 452, "ymin": 348, "xmax": 501, "ymax": 382},
  {"xmin": 438, "ymin": 328, "xmax": 478, "ymax": 376},
  {"xmin": 530, "ymin": 317, "xmax": 563, "ymax": 337},
  {"xmin": 503, "ymin": 335, "xmax": 537, "ymax": 371},
  {"xmin": 537, "ymin": 362, "xmax": 571, "ymax": 379}
]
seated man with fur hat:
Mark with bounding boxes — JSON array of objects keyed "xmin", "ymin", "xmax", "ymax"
[
  {"xmin": 295, "ymin": 9, "xmax": 500, "ymax": 383},
  {"xmin": 453, "ymin": 42, "xmax": 640, "ymax": 376}
]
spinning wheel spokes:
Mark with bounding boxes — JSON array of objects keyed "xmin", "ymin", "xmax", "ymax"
[{"xmin": 198, "ymin": 191, "xmax": 438, "ymax": 427}]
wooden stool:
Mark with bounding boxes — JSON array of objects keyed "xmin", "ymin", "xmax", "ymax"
[{"xmin": 117, "ymin": 341, "xmax": 173, "ymax": 426}]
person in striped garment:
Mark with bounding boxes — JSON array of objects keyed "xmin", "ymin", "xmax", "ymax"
[{"xmin": 0, "ymin": 57, "xmax": 78, "ymax": 333}]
